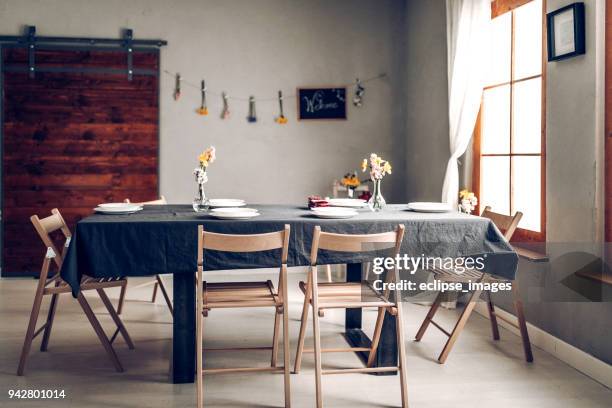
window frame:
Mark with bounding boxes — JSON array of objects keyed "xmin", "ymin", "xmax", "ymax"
[{"xmin": 472, "ymin": 0, "xmax": 547, "ymax": 243}]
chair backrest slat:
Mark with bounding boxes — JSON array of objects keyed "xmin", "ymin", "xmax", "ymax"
[
  {"xmin": 481, "ymin": 206, "xmax": 522, "ymax": 241},
  {"xmin": 310, "ymin": 225, "xmax": 405, "ymax": 266},
  {"xmin": 30, "ymin": 208, "xmax": 71, "ymax": 272},
  {"xmin": 199, "ymin": 225, "xmax": 291, "ymax": 264}
]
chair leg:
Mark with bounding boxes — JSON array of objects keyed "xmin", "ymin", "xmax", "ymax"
[
  {"xmin": 294, "ymin": 277, "xmax": 311, "ymax": 373},
  {"xmin": 437, "ymin": 289, "xmax": 482, "ymax": 364},
  {"xmin": 325, "ymin": 265, "xmax": 332, "ymax": 282},
  {"xmin": 76, "ymin": 292, "xmax": 123, "ymax": 372},
  {"xmin": 40, "ymin": 291, "xmax": 60, "ymax": 351},
  {"xmin": 117, "ymin": 282, "xmax": 127, "ymax": 315},
  {"xmin": 151, "ymin": 281, "xmax": 159, "ymax": 303},
  {"xmin": 512, "ymin": 283, "xmax": 533, "ymax": 362},
  {"xmin": 395, "ymin": 303, "xmax": 409, "ymax": 408},
  {"xmin": 280, "ymin": 266, "xmax": 291, "ymax": 408},
  {"xmin": 271, "ymin": 308, "xmax": 281, "ymax": 367},
  {"xmin": 156, "ymin": 275, "xmax": 173, "ymax": 316},
  {"xmin": 486, "ymin": 291, "xmax": 500, "ymax": 340},
  {"xmin": 310, "ymin": 268, "xmax": 323, "ymax": 408},
  {"xmin": 17, "ymin": 282, "xmax": 46, "ymax": 375},
  {"xmin": 96, "ymin": 289, "xmax": 135, "ymax": 349},
  {"xmin": 415, "ymin": 291, "xmax": 444, "ymax": 341},
  {"xmin": 367, "ymin": 306, "xmax": 386, "ymax": 367}
]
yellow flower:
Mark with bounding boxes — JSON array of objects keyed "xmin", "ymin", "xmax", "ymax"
[
  {"xmin": 196, "ymin": 107, "xmax": 209, "ymax": 116},
  {"xmin": 275, "ymin": 116, "xmax": 288, "ymax": 124},
  {"xmin": 198, "ymin": 146, "xmax": 216, "ymax": 167},
  {"xmin": 361, "ymin": 159, "xmax": 368, "ymax": 172},
  {"xmin": 383, "ymin": 162, "xmax": 392, "ymax": 174}
]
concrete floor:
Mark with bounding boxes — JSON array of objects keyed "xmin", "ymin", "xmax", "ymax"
[{"xmin": 0, "ymin": 269, "xmax": 610, "ymax": 408}]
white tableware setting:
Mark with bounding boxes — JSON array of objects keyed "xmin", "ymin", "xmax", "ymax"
[
  {"xmin": 406, "ymin": 202, "xmax": 453, "ymax": 213},
  {"xmin": 207, "ymin": 198, "xmax": 247, "ymax": 208},
  {"xmin": 310, "ymin": 206, "xmax": 359, "ymax": 219},
  {"xmin": 209, "ymin": 207, "xmax": 260, "ymax": 220},
  {"xmin": 327, "ymin": 198, "xmax": 368, "ymax": 208},
  {"xmin": 94, "ymin": 202, "xmax": 143, "ymax": 214}
]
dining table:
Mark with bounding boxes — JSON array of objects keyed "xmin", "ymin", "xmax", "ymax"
[{"xmin": 60, "ymin": 204, "xmax": 518, "ymax": 383}]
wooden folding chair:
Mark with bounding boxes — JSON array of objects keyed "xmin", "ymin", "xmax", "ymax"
[
  {"xmin": 294, "ymin": 225, "xmax": 408, "ymax": 408},
  {"xmin": 414, "ymin": 206, "xmax": 533, "ymax": 364},
  {"xmin": 196, "ymin": 225, "xmax": 291, "ymax": 408},
  {"xmin": 119, "ymin": 196, "xmax": 172, "ymax": 316},
  {"xmin": 17, "ymin": 208, "xmax": 134, "ymax": 376}
]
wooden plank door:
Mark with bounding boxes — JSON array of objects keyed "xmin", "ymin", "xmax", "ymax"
[{"xmin": 1, "ymin": 48, "xmax": 159, "ymax": 276}]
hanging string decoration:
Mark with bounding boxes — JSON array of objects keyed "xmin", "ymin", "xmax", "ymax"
[
  {"xmin": 352, "ymin": 78, "xmax": 365, "ymax": 107},
  {"xmin": 247, "ymin": 96, "xmax": 257, "ymax": 123},
  {"xmin": 173, "ymin": 73, "xmax": 182, "ymax": 101},
  {"xmin": 275, "ymin": 90, "xmax": 288, "ymax": 124},
  {"xmin": 220, "ymin": 92, "xmax": 230, "ymax": 119},
  {"xmin": 196, "ymin": 79, "xmax": 208, "ymax": 115}
]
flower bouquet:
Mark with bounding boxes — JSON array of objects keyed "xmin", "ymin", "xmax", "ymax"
[
  {"xmin": 192, "ymin": 146, "xmax": 216, "ymax": 212},
  {"xmin": 362, "ymin": 153, "xmax": 392, "ymax": 211}
]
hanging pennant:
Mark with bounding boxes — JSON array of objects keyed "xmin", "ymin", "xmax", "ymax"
[
  {"xmin": 275, "ymin": 90, "xmax": 288, "ymax": 124},
  {"xmin": 220, "ymin": 92, "xmax": 230, "ymax": 119},
  {"xmin": 247, "ymin": 96, "xmax": 257, "ymax": 123},
  {"xmin": 352, "ymin": 78, "xmax": 365, "ymax": 107},
  {"xmin": 173, "ymin": 73, "xmax": 182, "ymax": 101},
  {"xmin": 196, "ymin": 79, "xmax": 208, "ymax": 115}
]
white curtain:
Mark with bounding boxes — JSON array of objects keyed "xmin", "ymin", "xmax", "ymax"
[{"xmin": 441, "ymin": 0, "xmax": 490, "ymax": 206}]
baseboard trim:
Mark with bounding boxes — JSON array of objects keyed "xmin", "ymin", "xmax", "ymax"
[{"xmin": 474, "ymin": 303, "xmax": 612, "ymax": 389}]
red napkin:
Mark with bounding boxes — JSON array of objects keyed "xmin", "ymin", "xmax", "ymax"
[{"xmin": 308, "ymin": 195, "xmax": 329, "ymax": 209}]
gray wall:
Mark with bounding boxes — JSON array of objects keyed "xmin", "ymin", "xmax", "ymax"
[
  {"xmin": 0, "ymin": 0, "xmax": 407, "ymax": 204},
  {"xmin": 403, "ymin": 0, "xmax": 449, "ymax": 202}
]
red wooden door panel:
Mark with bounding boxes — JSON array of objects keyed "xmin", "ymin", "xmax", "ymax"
[{"xmin": 2, "ymin": 48, "xmax": 159, "ymax": 275}]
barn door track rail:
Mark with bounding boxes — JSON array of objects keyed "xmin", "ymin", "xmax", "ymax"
[{"xmin": 0, "ymin": 25, "xmax": 167, "ymax": 80}]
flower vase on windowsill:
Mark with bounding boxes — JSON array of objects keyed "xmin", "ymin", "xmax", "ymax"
[
  {"xmin": 192, "ymin": 146, "xmax": 215, "ymax": 213},
  {"xmin": 362, "ymin": 153, "xmax": 392, "ymax": 212}
]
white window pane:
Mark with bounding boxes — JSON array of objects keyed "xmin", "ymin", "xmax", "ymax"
[
  {"xmin": 480, "ymin": 156, "xmax": 510, "ymax": 215},
  {"xmin": 485, "ymin": 13, "xmax": 511, "ymax": 86},
  {"xmin": 512, "ymin": 78, "xmax": 542, "ymax": 154},
  {"xmin": 482, "ymin": 85, "xmax": 510, "ymax": 154},
  {"xmin": 512, "ymin": 156, "xmax": 541, "ymax": 232},
  {"xmin": 514, "ymin": 0, "xmax": 542, "ymax": 79}
]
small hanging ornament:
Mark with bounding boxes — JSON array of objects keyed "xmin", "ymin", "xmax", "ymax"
[
  {"xmin": 352, "ymin": 78, "xmax": 365, "ymax": 107},
  {"xmin": 247, "ymin": 96, "xmax": 257, "ymax": 123},
  {"xmin": 220, "ymin": 92, "xmax": 230, "ymax": 119},
  {"xmin": 275, "ymin": 90, "xmax": 288, "ymax": 124},
  {"xmin": 196, "ymin": 79, "xmax": 208, "ymax": 115},
  {"xmin": 173, "ymin": 73, "xmax": 182, "ymax": 101}
]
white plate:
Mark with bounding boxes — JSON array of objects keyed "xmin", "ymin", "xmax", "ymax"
[
  {"xmin": 209, "ymin": 211, "xmax": 259, "ymax": 220},
  {"xmin": 210, "ymin": 207, "xmax": 258, "ymax": 214},
  {"xmin": 327, "ymin": 198, "xmax": 367, "ymax": 208},
  {"xmin": 94, "ymin": 206, "xmax": 143, "ymax": 215},
  {"xmin": 208, "ymin": 199, "xmax": 246, "ymax": 208},
  {"xmin": 407, "ymin": 202, "xmax": 453, "ymax": 213},
  {"xmin": 311, "ymin": 207, "xmax": 358, "ymax": 219},
  {"xmin": 97, "ymin": 202, "xmax": 141, "ymax": 210}
]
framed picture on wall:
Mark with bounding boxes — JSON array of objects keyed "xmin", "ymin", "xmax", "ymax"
[
  {"xmin": 297, "ymin": 87, "xmax": 347, "ymax": 120},
  {"xmin": 546, "ymin": 2, "xmax": 585, "ymax": 61}
]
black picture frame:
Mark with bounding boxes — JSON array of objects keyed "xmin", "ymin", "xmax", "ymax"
[
  {"xmin": 547, "ymin": 2, "xmax": 585, "ymax": 61},
  {"xmin": 297, "ymin": 87, "xmax": 347, "ymax": 120}
]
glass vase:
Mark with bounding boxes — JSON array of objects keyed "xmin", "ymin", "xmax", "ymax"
[
  {"xmin": 192, "ymin": 182, "xmax": 210, "ymax": 212},
  {"xmin": 368, "ymin": 179, "xmax": 386, "ymax": 212}
]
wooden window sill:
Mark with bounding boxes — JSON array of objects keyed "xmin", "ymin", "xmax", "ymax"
[{"xmin": 513, "ymin": 244, "xmax": 549, "ymax": 262}]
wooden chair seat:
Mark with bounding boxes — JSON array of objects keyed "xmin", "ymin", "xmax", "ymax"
[
  {"xmin": 17, "ymin": 208, "xmax": 134, "ymax": 376},
  {"xmin": 415, "ymin": 206, "xmax": 533, "ymax": 365},
  {"xmin": 203, "ymin": 281, "xmax": 280, "ymax": 310},
  {"xmin": 43, "ymin": 276, "xmax": 127, "ymax": 294},
  {"xmin": 298, "ymin": 281, "xmax": 394, "ymax": 309}
]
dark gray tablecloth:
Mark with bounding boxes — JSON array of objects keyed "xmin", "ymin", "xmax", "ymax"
[{"xmin": 60, "ymin": 204, "xmax": 518, "ymax": 296}]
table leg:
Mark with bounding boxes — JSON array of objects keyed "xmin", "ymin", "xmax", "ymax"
[
  {"xmin": 344, "ymin": 262, "xmax": 398, "ymax": 375},
  {"xmin": 172, "ymin": 272, "xmax": 195, "ymax": 383}
]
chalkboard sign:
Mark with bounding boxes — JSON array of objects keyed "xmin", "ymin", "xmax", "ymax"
[{"xmin": 297, "ymin": 87, "xmax": 347, "ymax": 120}]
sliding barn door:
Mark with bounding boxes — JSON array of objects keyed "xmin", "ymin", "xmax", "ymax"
[{"xmin": 1, "ymin": 48, "xmax": 159, "ymax": 275}]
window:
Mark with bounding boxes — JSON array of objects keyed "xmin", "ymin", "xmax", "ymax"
[{"xmin": 473, "ymin": 0, "xmax": 546, "ymax": 241}]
